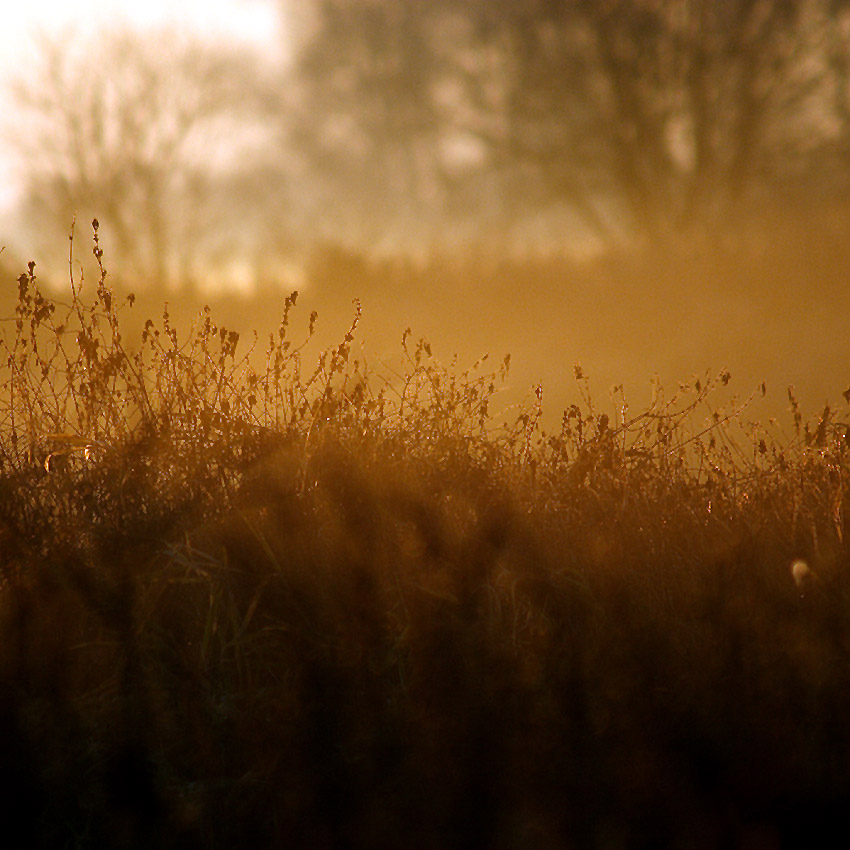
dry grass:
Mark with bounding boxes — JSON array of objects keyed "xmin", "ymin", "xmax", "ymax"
[{"xmin": 1, "ymin": 223, "xmax": 849, "ymax": 848}]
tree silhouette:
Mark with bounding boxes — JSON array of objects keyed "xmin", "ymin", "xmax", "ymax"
[
  {"xmin": 9, "ymin": 28, "xmax": 278, "ymax": 288},
  {"xmin": 285, "ymin": 0, "xmax": 850, "ymax": 246}
]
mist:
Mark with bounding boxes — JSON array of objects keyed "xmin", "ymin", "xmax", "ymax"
[{"xmin": 2, "ymin": 0, "xmax": 849, "ymax": 426}]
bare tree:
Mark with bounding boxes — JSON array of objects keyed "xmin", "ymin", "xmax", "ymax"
[
  {"xmin": 8, "ymin": 27, "xmax": 281, "ymax": 288},
  {"xmin": 280, "ymin": 0, "xmax": 457, "ymax": 249},
  {"xmin": 574, "ymin": 0, "xmax": 844, "ymax": 235}
]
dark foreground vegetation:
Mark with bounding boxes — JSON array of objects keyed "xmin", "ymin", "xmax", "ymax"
[{"xmin": 2, "ymin": 234, "xmax": 850, "ymax": 849}]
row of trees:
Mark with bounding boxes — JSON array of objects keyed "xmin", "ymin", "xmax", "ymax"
[
  {"xmin": 7, "ymin": 0, "xmax": 850, "ymax": 287},
  {"xmin": 291, "ymin": 0, "xmax": 850, "ymax": 242}
]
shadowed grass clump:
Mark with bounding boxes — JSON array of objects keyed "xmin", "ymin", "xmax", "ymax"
[{"xmin": 1, "ymin": 226, "xmax": 849, "ymax": 848}]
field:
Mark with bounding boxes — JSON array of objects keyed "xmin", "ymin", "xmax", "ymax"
[{"xmin": 1, "ymin": 230, "xmax": 849, "ymax": 849}]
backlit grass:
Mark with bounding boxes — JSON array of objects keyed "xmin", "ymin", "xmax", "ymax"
[{"xmin": 1, "ymin": 223, "xmax": 849, "ymax": 848}]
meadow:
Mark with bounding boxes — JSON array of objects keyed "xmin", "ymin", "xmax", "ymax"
[{"xmin": 1, "ymin": 224, "xmax": 849, "ymax": 848}]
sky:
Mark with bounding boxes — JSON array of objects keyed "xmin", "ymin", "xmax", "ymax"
[
  {"xmin": 0, "ymin": 0, "xmax": 283, "ymax": 214},
  {"xmin": 0, "ymin": 0, "xmax": 281, "ymax": 67}
]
